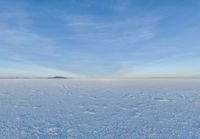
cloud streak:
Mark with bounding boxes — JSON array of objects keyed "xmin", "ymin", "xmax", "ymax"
[{"xmin": 65, "ymin": 15, "xmax": 160, "ymax": 43}]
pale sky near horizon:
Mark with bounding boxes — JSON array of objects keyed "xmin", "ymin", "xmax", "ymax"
[{"xmin": 0, "ymin": 0, "xmax": 200, "ymax": 78}]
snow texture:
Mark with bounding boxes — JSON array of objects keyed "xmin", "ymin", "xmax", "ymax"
[{"xmin": 0, "ymin": 79, "xmax": 200, "ymax": 139}]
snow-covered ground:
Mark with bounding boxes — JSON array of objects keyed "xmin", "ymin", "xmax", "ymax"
[{"xmin": 0, "ymin": 79, "xmax": 200, "ymax": 139}]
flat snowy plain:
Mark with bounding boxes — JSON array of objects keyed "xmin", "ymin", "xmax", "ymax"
[{"xmin": 0, "ymin": 79, "xmax": 200, "ymax": 139}]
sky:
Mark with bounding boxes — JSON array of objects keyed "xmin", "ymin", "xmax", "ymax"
[{"xmin": 0, "ymin": 0, "xmax": 200, "ymax": 78}]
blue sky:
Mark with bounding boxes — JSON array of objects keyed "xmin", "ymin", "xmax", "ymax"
[{"xmin": 0, "ymin": 0, "xmax": 200, "ymax": 78}]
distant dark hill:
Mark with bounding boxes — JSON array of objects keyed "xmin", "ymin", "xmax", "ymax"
[{"xmin": 48, "ymin": 76, "xmax": 72, "ymax": 79}]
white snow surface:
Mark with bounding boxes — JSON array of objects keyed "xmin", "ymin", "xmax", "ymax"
[{"xmin": 0, "ymin": 79, "xmax": 200, "ymax": 139}]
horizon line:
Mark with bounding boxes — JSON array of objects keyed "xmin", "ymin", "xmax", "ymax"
[{"xmin": 1, "ymin": 76, "xmax": 200, "ymax": 79}]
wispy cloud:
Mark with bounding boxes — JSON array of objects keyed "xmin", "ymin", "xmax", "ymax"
[
  {"xmin": 64, "ymin": 15, "xmax": 160, "ymax": 43},
  {"xmin": 0, "ymin": 5, "xmax": 81, "ymax": 77},
  {"xmin": 61, "ymin": 14, "xmax": 161, "ymax": 76}
]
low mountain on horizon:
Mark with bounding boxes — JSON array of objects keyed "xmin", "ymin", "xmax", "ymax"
[{"xmin": 48, "ymin": 76, "xmax": 72, "ymax": 79}]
